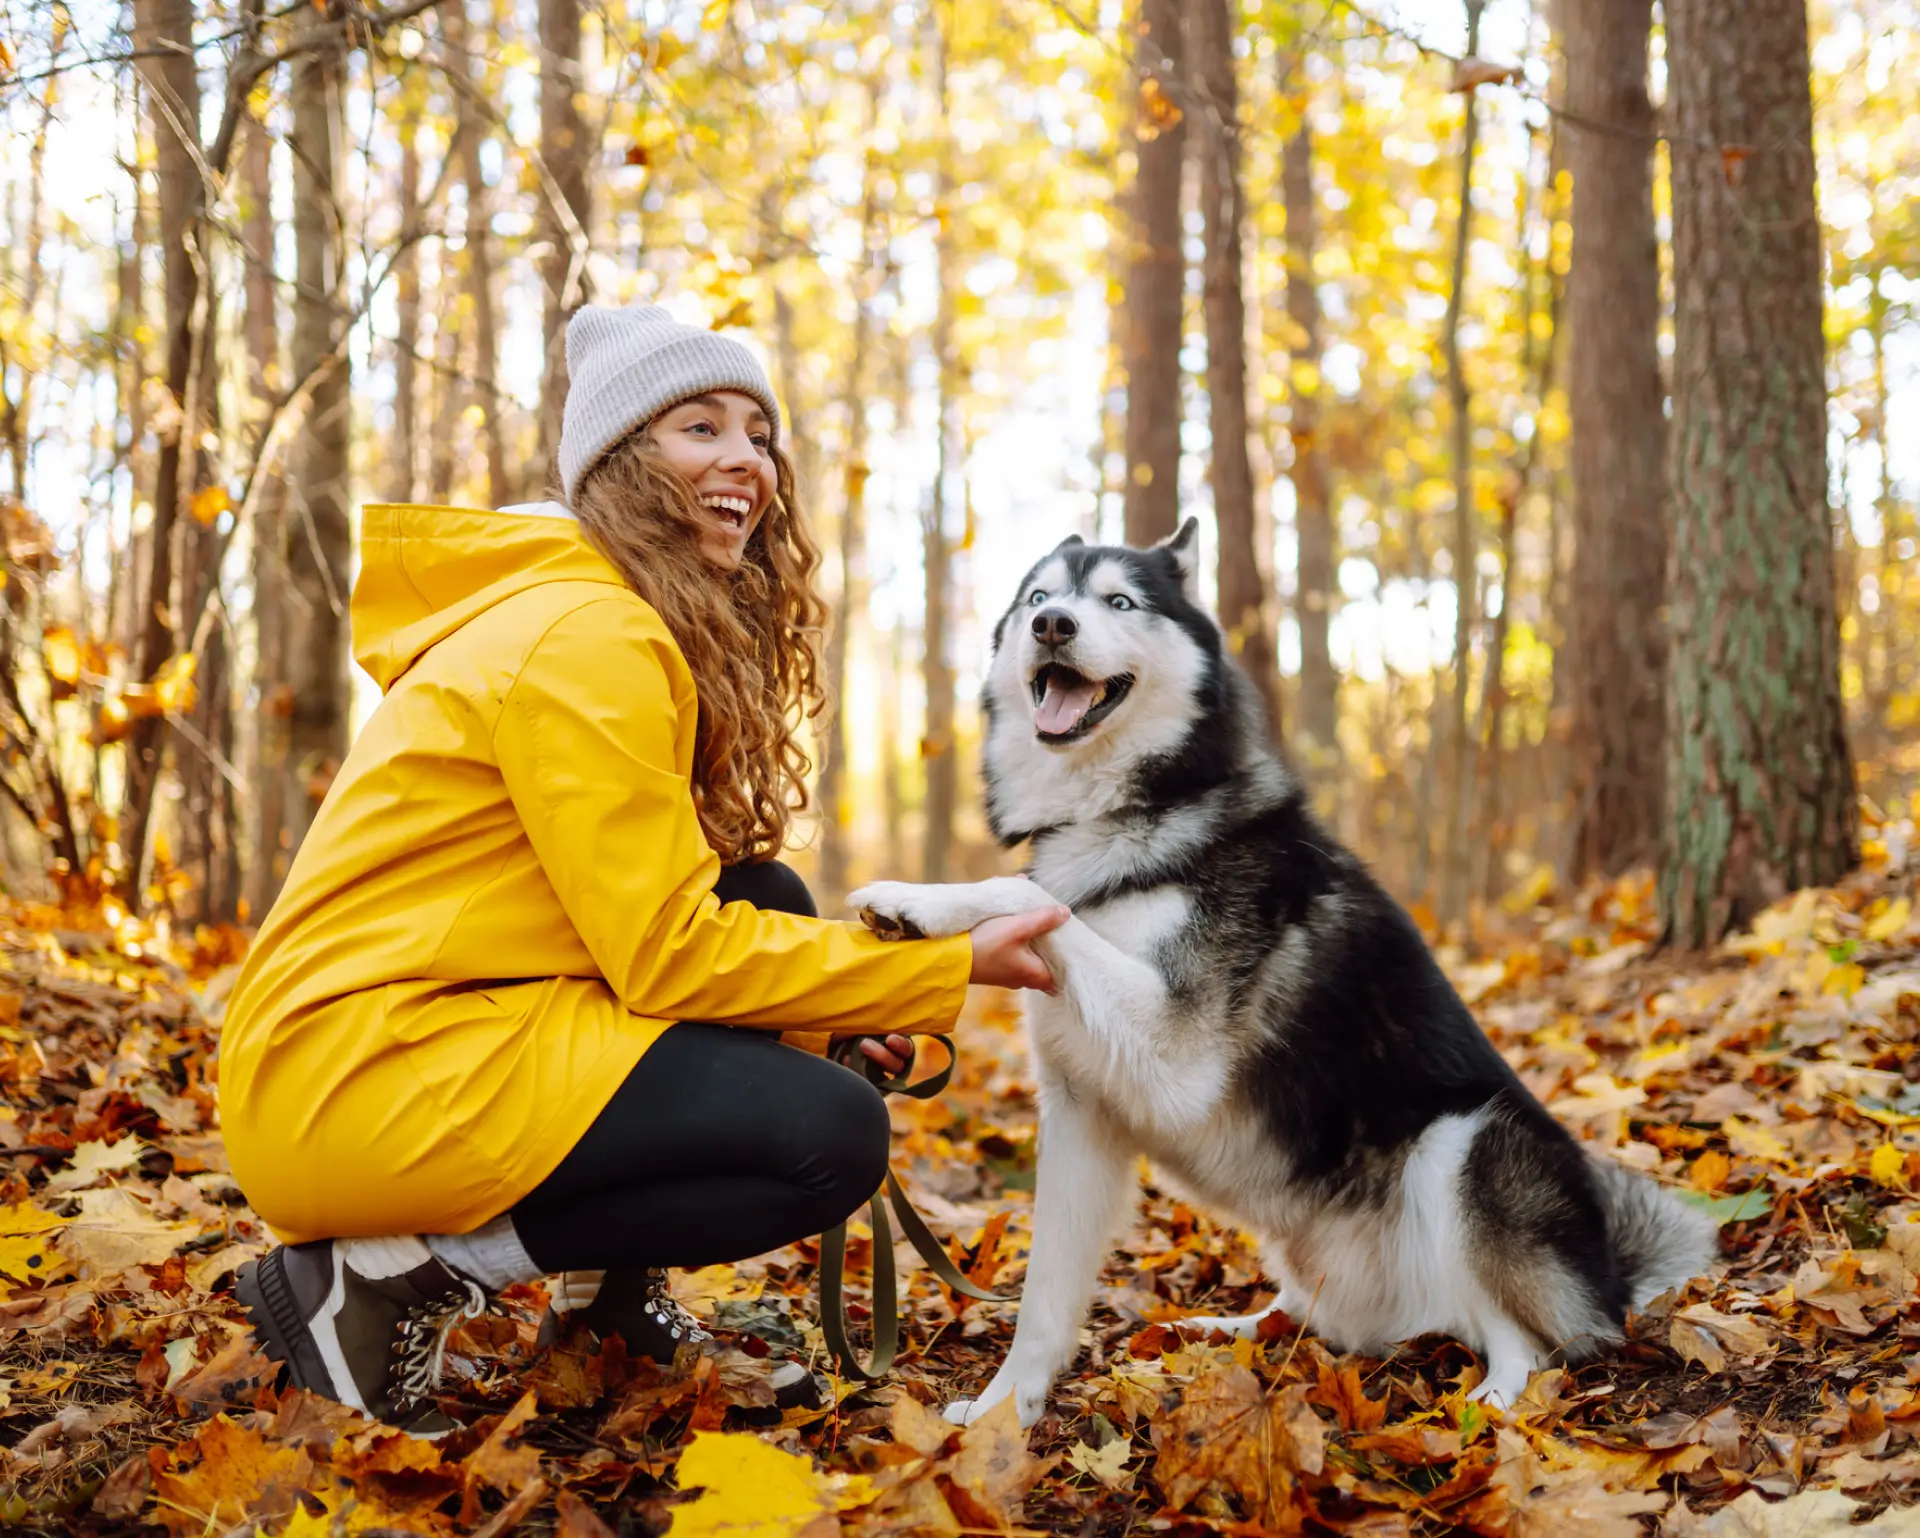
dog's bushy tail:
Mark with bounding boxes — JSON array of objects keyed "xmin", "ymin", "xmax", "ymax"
[{"xmin": 1590, "ymin": 1157, "xmax": 1718, "ymax": 1309}]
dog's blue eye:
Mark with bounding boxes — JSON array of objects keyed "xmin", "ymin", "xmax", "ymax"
[
  {"xmin": 1028, "ymin": 590, "xmax": 1047, "ymax": 606},
  {"xmin": 1107, "ymin": 594, "xmax": 1135, "ymax": 611}
]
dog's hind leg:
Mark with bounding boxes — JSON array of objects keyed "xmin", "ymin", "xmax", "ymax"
[
  {"xmin": 1177, "ymin": 1297, "xmax": 1291, "ymax": 1340},
  {"xmin": 946, "ymin": 1080, "xmax": 1134, "ymax": 1430}
]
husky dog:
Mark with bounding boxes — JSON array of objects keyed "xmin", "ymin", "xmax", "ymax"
[{"xmin": 849, "ymin": 520, "xmax": 1715, "ymax": 1429}]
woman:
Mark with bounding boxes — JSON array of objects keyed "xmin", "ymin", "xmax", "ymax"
[{"xmin": 227, "ymin": 304, "xmax": 1066, "ymax": 1433}]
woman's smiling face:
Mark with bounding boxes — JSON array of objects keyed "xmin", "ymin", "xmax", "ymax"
[{"xmin": 648, "ymin": 391, "xmax": 778, "ymax": 570}]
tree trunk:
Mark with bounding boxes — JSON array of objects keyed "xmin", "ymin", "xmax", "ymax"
[
  {"xmin": 449, "ymin": 0, "xmax": 509, "ymax": 508},
  {"xmin": 1436, "ymin": 0, "xmax": 1486, "ymax": 932},
  {"xmin": 1194, "ymin": 0, "xmax": 1279, "ymax": 739},
  {"xmin": 1562, "ymin": 0, "xmax": 1667, "ymax": 880},
  {"xmin": 394, "ymin": 93, "xmax": 422, "ymax": 504},
  {"xmin": 285, "ymin": 27, "xmax": 354, "ymax": 867},
  {"xmin": 537, "ymin": 0, "xmax": 591, "ymax": 487},
  {"xmin": 817, "ymin": 136, "xmax": 882, "ymax": 903},
  {"xmin": 1121, "ymin": 0, "xmax": 1186, "ymax": 547},
  {"xmin": 922, "ymin": 2, "xmax": 959, "ymax": 882},
  {"xmin": 110, "ymin": 121, "xmax": 149, "ymax": 660},
  {"xmin": 241, "ymin": 105, "xmax": 291, "ymax": 920},
  {"xmin": 1283, "ymin": 108, "xmax": 1337, "ymax": 776},
  {"xmin": 1661, "ymin": 0, "xmax": 1856, "ymax": 947},
  {"xmin": 125, "ymin": 0, "xmax": 203, "ymax": 904}
]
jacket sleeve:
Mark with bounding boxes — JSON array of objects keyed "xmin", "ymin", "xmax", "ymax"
[{"xmin": 493, "ymin": 596, "xmax": 972, "ymax": 1034}]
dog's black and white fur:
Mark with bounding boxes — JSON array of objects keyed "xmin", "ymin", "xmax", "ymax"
[{"xmin": 849, "ymin": 520, "xmax": 1715, "ymax": 1428}]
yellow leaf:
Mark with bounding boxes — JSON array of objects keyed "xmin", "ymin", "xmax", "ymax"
[
  {"xmin": 1064, "ymin": 1437, "xmax": 1134, "ymax": 1491},
  {"xmin": 43, "ymin": 625, "xmax": 81, "ymax": 687},
  {"xmin": 189, "ymin": 485, "xmax": 231, "ymax": 525},
  {"xmin": 1866, "ymin": 897, "xmax": 1912, "ymax": 943},
  {"xmin": 0, "ymin": 1201, "xmax": 66, "ymax": 1237},
  {"xmin": 47, "ymin": 1136, "xmax": 147, "ymax": 1193},
  {"xmin": 667, "ymin": 1432, "xmax": 872, "ymax": 1538},
  {"xmin": 153, "ymin": 651, "xmax": 199, "ymax": 715},
  {"xmin": 1871, "ymin": 1143, "xmax": 1906, "ymax": 1188}
]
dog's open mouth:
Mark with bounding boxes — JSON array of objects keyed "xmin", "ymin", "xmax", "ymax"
[{"xmin": 1029, "ymin": 663, "xmax": 1134, "ymax": 742}]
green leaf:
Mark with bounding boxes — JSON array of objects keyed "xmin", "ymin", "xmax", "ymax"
[{"xmin": 1676, "ymin": 1186, "xmax": 1772, "ymax": 1226}]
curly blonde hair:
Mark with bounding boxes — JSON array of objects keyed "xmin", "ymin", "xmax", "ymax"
[{"xmin": 570, "ymin": 433, "xmax": 828, "ymax": 864}]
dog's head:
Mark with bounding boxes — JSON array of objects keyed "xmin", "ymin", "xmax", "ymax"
[{"xmin": 983, "ymin": 518, "xmax": 1236, "ymax": 837}]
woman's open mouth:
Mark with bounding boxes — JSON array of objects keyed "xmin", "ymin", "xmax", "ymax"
[
  {"xmin": 700, "ymin": 492, "xmax": 753, "ymax": 531},
  {"xmin": 1029, "ymin": 663, "xmax": 1134, "ymax": 742}
]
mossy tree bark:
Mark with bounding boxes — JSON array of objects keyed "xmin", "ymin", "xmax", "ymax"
[{"xmin": 1661, "ymin": 0, "xmax": 1856, "ymax": 947}]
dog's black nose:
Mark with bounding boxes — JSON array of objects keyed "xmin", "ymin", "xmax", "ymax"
[{"xmin": 1031, "ymin": 607, "xmax": 1077, "ymax": 646}]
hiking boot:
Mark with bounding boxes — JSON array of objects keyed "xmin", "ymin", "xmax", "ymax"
[
  {"xmin": 237, "ymin": 1237, "xmax": 489, "ymax": 1436},
  {"xmin": 535, "ymin": 1266, "xmax": 710, "ymax": 1363}
]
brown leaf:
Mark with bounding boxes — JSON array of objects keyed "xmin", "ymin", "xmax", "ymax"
[
  {"xmin": 555, "ymin": 1487, "xmax": 619, "ymax": 1538},
  {"xmin": 1448, "ymin": 55, "xmax": 1519, "ymax": 92},
  {"xmin": 940, "ymin": 1397, "xmax": 1047, "ymax": 1531},
  {"xmin": 171, "ymin": 1328, "xmax": 276, "ymax": 1412},
  {"xmin": 149, "ymin": 1416, "xmax": 316, "ymax": 1535},
  {"xmin": 1311, "ymin": 1359, "xmax": 1389, "ymax": 1431},
  {"xmin": 462, "ymin": 1390, "xmax": 543, "ymax": 1523},
  {"xmin": 1149, "ymin": 1363, "xmax": 1313, "ymax": 1526},
  {"xmin": 89, "ymin": 1451, "xmax": 151, "ymax": 1519},
  {"xmin": 470, "ymin": 1475, "xmax": 550, "ymax": 1538},
  {"xmin": 891, "ymin": 1393, "xmax": 956, "ymax": 1458}
]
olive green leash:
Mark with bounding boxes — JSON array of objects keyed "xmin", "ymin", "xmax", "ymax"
[{"xmin": 818, "ymin": 1036, "xmax": 1009, "ymax": 1379}]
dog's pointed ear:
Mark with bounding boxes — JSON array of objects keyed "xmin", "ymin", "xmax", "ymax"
[
  {"xmin": 1054, "ymin": 534, "xmax": 1085, "ymax": 552},
  {"xmin": 1155, "ymin": 517, "xmax": 1200, "ymax": 599}
]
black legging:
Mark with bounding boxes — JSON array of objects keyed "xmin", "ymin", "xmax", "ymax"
[{"xmin": 508, "ymin": 861, "xmax": 892, "ymax": 1273}]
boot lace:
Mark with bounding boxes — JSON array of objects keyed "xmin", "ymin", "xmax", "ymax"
[
  {"xmin": 392, "ymin": 1278, "xmax": 488, "ymax": 1411},
  {"xmin": 642, "ymin": 1269, "xmax": 711, "ymax": 1345}
]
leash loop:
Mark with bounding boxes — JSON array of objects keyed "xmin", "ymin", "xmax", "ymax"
[{"xmin": 818, "ymin": 1035, "xmax": 1011, "ymax": 1380}]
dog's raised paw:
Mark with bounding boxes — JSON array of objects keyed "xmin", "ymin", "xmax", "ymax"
[{"xmin": 855, "ymin": 904, "xmax": 925, "ymax": 942}]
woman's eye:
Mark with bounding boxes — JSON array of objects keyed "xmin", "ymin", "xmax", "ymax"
[
  {"xmin": 1107, "ymin": 594, "xmax": 1135, "ymax": 611},
  {"xmin": 686, "ymin": 421, "xmax": 716, "ymax": 435},
  {"xmin": 1027, "ymin": 590, "xmax": 1048, "ymax": 606},
  {"xmin": 750, "ymin": 434, "xmax": 771, "ymax": 451}
]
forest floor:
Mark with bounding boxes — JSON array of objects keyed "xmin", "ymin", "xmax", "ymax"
[{"xmin": 5, "ymin": 821, "xmax": 1920, "ymax": 1537}]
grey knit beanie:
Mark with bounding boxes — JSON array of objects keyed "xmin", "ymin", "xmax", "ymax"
[{"xmin": 558, "ymin": 304, "xmax": 782, "ymax": 506}]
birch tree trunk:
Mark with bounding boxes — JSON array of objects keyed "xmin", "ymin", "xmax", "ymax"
[
  {"xmin": 450, "ymin": 0, "xmax": 509, "ymax": 508},
  {"xmin": 1661, "ymin": 0, "xmax": 1856, "ymax": 946},
  {"xmin": 1563, "ymin": 0, "xmax": 1667, "ymax": 879},
  {"xmin": 1121, "ymin": 0, "xmax": 1186, "ymax": 547},
  {"xmin": 394, "ymin": 91, "xmax": 422, "ymax": 504},
  {"xmin": 1195, "ymin": 0, "xmax": 1280, "ymax": 739}
]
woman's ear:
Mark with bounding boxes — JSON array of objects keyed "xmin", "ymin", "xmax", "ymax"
[{"xmin": 1155, "ymin": 517, "xmax": 1200, "ymax": 600}]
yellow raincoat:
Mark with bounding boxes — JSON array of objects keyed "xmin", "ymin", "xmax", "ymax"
[{"xmin": 220, "ymin": 504, "xmax": 972, "ymax": 1245}]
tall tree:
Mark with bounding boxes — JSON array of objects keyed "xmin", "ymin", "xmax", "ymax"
[
  {"xmin": 1120, "ymin": 0, "xmax": 1186, "ymax": 547},
  {"xmin": 1562, "ymin": 0, "xmax": 1666, "ymax": 879},
  {"xmin": 1282, "ymin": 101, "xmax": 1337, "ymax": 777},
  {"xmin": 1662, "ymin": 0, "xmax": 1856, "ymax": 946},
  {"xmin": 125, "ymin": 0, "xmax": 205, "ymax": 900},
  {"xmin": 285, "ymin": 17, "xmax": 354, "ymax": 860},
  {"xmin": 817, "ymin": 116, "xmax": 884, "ymax": 903},
  {"xmin": 923, "ymin": 0, "xmax": 959, "ymax": 881},
  {"xmin": 536, "ymin": 0, "xmax": 591, "ymax": 486},
  {"xmin": 394, "ymin": 84, "xmax": 423, "ymax": 505},
  {"xmin": 241, "ymin": 103, "xmax": 291, "ymax": 919},
  {"xmin": 1195, "ymin": 0, "xmax": 1280, "ymax": 738},
  {"xmin": 1436, "ymin": 0, "xmax": 1487, "ymax": 930},
  {"xmin": 450, "ymin": 0, "xmax": 509, "ymax": 508}
]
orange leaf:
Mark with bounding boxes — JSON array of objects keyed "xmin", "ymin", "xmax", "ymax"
[
  {"xmin": 1311, "ymin": 1360, "xmax": 1388, "ymax": 1432},
  {"xmin": 556, "ymin": 1488, "xmax": 618, "ymax": 1538},
  {"xmin": 150, "ymin": 1415, "xmax": 316, "ymax": 1535},
  {"xmin": 461, "ymin": 1390, "xmax": 543, "ymax": 1524}
]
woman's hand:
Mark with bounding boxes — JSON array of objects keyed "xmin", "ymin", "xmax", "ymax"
[
  {"xmin": 856, "ymin": 1033, "xmax": 916, "ymax": 1077},
  {"xmin": 968, "ymin": 906, "xmax": 1070, "ymax": 992}
]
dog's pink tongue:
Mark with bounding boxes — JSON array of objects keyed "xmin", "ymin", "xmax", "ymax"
[{"xmin": 1034, "ymin": 674, "xmax": 1097, "ymax": 734}]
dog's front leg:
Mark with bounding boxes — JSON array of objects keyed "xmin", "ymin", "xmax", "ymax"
[
  {"xmin": 946, "ymin": 1079, "xmax": 1134, "ymax": 1430},
  {"xmin": 847, "ymin": 876, "xmax": 1055, "ymax": 940}
]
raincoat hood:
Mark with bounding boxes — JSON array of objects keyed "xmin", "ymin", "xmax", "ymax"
[{"xmin": 353, "ymin": 502, "xmax": 623, "ymax": 691}]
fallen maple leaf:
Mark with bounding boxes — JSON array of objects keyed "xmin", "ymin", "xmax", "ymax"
[
  {"xmin": 461, "ymin": 1390, "xmax": 543, "ymax": 1523},
  {"xmin": 942, "ymin": 1397, "xmax": 1049, "ymax": 1531},
  {"xmin": 667, "ymin": 1430, "xmax": 875, "ymax": 1538},
  {"xmin": 1063, "ymin": 1435, "xmax": 1133, "ymax": 1491},
  {"xmin": 150, "ymin": 1415, "xmax": 316, "ymax": 1535}
]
